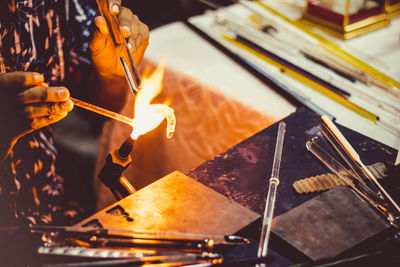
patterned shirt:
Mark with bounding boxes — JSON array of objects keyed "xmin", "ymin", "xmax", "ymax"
[{"xmin": 0, "ymin": 0, "xmax": 96, "ymax": 226}]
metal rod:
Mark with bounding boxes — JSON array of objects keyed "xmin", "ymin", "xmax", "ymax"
[
  {"xmin": 185, "ymin": 255, "xmax": 274, "ymax": 267},
  {"xmin": 70, "ymin": 97, "xmax": 133, "ymax": 126},
  {"xmin": 194, "ymin": 0, "xmax": 221, "ymax": 9},
  {"xmin": 124, "ymin": 41, "xmax": 142, "ymax": 90},
  {"xmin": 31, "ymin": 225, "xmax": 249, "ymax": 245},
  {"xmin": 96, "ymin": 0, "xmax": 141, "ymax": 96},
  {"xmin": 120, "ymin": 57, "xmax": 138, "ymax": 95},
  {"xmin": 257, "ymin": 121, "xmax": 286, "ymax": 260},
  {"xmin": 42, "ymin": 251, "xmax": 221, "ymax": 267}
]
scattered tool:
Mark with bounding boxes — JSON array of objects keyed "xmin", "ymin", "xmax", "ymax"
[
  {"xmin": 293, "ymin": 162, "xmax": 388, "ymax": 194},
  {"xmin": 31, "ymin": 224, "xmax": 249, "ymax": 253},
  {"xmin": 306, "ymin": 116, "xmax": 400, "ymax": 226}
]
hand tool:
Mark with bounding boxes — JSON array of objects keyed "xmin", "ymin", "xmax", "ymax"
[{"xmin": 96, "ymin": 0, "xmax": 141, "ymax": 94}]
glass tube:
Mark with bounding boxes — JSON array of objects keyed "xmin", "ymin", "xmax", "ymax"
[
  {"xmin": 70, "ymin": 97, "xmax": 134, "ymax": 126},
  {"xmin": 306, "ymin": 135, "xmax": 399, "ymax": 226},
  {"xmin": 258, "ymin": 121, "xmax": 286, "ymax": 260}
]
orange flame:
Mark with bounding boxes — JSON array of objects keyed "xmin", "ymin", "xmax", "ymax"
[{"xmin": 130, "ymin": 64, "xmax": 176, "ymax": 140}]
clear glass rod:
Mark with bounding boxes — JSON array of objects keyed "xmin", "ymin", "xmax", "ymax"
[{"xmin": 258, "ymin": 121, "xmax": 286, "ymax": 261}]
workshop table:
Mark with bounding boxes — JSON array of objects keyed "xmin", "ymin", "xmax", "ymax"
[
  {"xmin": 75, "ymin": 108, "xmax": 399, "ymax": 266},
  {"xmin": 187, "ymin": 107, "xmax": 399, "ymax": 264}
]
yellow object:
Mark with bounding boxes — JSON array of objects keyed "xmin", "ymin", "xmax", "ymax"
[
  {"xmin": 302, "ymin": 0, "xmax": 389, "ymax": 39},
  {"xmin": 222, "ymin": 34, "xmax": 378, "ymax": 122},
  {"xmin": 255, "ymin": 0, "xmax": 400, "ymax": 92},
  {"xmin": 386, "ymin": 0, "xmax": 400, "ymax": 18},
  {"xmin": 110, "ymin": 147, "xmax": 132, "ymax": 167}
]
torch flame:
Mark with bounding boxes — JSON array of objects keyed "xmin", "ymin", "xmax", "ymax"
[{"xmin": 130, "ymin": 64, "xmax": 176, "ymax": 140}]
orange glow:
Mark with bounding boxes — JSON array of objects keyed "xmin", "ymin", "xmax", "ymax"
[
  {"xmin": 130, "ymin": 64, "xmax": 176, "ymax": 140},
  {"xmin": 206, "ymin": 239, "xmax": 215, "ymax": 248}
]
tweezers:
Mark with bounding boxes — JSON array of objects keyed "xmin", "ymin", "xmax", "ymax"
[{"xmin": 96, "ymin": 0, "xmax": 141, "ymax": 95}]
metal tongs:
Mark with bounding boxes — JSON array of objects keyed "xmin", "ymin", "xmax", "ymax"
[
  {"xmin": 31, "ymin": 225, "xmax": 251, "ymax": 266},
  {"xmin": 30, "ymin": 225, "xmax": 249, "ymax": 251},
  {"xmin": 96, "ymin": 0, "xmax": 141, "ymax": 95},
  {"xmin": 306, "ymin": 116, "xmax": 400, "ymax": 227}
]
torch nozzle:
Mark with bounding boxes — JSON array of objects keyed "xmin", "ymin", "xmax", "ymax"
[
  {"xmin": 117, "ymin": 137, "xmax": 136, "ymax": 159},
  {"xmin": 99, "ymin": 136, "xmax": 137, "ymax": 200}
]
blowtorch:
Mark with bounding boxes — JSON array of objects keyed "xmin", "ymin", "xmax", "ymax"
[{"xmin": 98, "ymin": 136, "xmax": 137, "ymax": 200}]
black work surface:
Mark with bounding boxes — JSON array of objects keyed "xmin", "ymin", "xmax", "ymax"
[
  {"xmin": 187, "ymin": 108, "xmax": 399, "ymax": 264},
  {"xmin": 187, "ymin": 108, "xmax": 397, "ymax": 217}
]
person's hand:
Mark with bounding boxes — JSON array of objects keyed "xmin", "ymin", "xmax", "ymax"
[
  {"xmin": 0, "ymin": 72, "xmax": 73, "ymax": 158},
  {"xmin": 90, "ymin": 0, "xmax": 149, "ymax": 78}
]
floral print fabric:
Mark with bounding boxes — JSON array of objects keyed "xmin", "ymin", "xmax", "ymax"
[{"xmin": 0, "ymin": 0, "xmax": 96, "ymax": 226}]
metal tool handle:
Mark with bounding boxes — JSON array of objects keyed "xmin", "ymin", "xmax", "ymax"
[{"xmin": 96, "ymin": 0, "xmax": 141, "ymax": 93}]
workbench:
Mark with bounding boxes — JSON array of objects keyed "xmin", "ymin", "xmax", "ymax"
[
  {"xmin": 187, "ymin": 107, "xmax": 399, "ymax": 264},
  {"xmin": 84, "ymin": 108, "xmax": 399, "ymax": 265}
]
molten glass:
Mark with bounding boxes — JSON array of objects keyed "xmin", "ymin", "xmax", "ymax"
[{"xmin": 130, "ymin": 64, "xmax": 176, "ymax": 140}]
